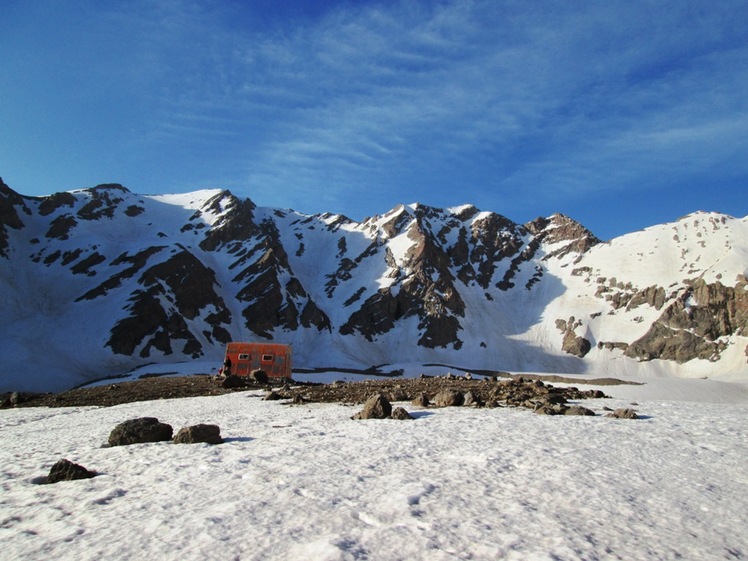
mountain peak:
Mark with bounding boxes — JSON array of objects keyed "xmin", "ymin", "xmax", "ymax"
[{"xmin": 1, "ymin": 179, "xmax": 746, "ymax": 391}]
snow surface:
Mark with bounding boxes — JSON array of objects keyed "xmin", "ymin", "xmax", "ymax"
[{"xmin": 2, "ymin": 377, "xmax": 747, "ymax": 561}]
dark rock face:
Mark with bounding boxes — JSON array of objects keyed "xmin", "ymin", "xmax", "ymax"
[
  {"xmin": 0, "ymin": 178, "xmax": 28, "ymax": 258},
  {"xmin": 46, "ymin": 459, "xmax": 96, "ymax": 484},
  {"xmin": 626, "ymin": 277, "xmax": 748, "ymax": 363},
  {"xmin": 173, "ymin": 424, "xmax": 223, "ymax": 444},
  {"xmin": 106, "ymin": 249, "xmax": 232, "ymax": 358},
  {"xmin": 352, "ymin": 393, "xmax": 392, "ymax": 420},
  {"xmin": 108, "ymin": 417, "xmax": 174, "ymax": 446}
]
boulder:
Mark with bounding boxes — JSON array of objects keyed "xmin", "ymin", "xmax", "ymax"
[
  {"xmin": 221, "ymin": 375, "xmax": 246, "ymax": 389},
  {"xmin": 352, "ymin": 393, "xmax": 392, "ymax": 420},
  {"xmin": 46, "ymin": 459, "xmax": 96, "ymax": 484},
  {"xmin": 463, "ymin": 390, "xmax": 481, "ymax": 407},
  {"xmin": 606, "ymin": 408, "xmax": 640, "ymax": 419},
  {"xmin": 249, "ymin": 369, "xmax": 269, "ymax": 384},
  {"xmin": 412, "ymin": 394, "xmax": 430, "ymax": 407},
  {"xmin": 173, "ymin": 424, "xmax": 223, "ymax": 444},
  {"xmin": 108, "ymin": 417, "xmax": 173, "ymax": 446},
  {"xmin": 390, "ymin": 407, "xmax": 414, "ymax": 420},
  {"xmin": 564, "ymin": 405, "xmax": 596, "ymax": 416},
  {"xmin": 433, "ymin": 389, "xmax": 464, "ymax": 407},
  {"xmin": 534, "ymin": 403, "xmax": 568, "ymax": 415}
]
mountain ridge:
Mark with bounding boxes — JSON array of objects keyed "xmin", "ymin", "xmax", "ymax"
[{"xmin": 1, "ymin": 178, "xmax": 746, "ymax": 391}]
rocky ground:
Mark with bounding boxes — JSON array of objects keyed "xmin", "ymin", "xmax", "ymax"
[{"xmin": 2, "ymin": 371, "xmax": 638, "ymax": 411}]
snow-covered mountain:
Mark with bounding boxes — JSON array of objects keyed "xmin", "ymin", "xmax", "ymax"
[{"xmin": 1, "ymin": 178, "xmax": 747, "ymax": 391}]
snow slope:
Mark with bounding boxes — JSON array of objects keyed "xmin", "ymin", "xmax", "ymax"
[
  {"xmin": 2, "ymin": 380, "xmax": 747, "ymax": 561},
  {"xmin": 2, "ymin": 181, "xmax": 747, "ymax": 392}
]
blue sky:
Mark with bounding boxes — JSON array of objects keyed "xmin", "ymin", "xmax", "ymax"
[{"xmin": 1, "ymin": 0, "xmax": 746, "ymax": 240}]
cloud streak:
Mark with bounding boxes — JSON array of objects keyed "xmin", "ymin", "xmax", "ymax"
[{"xmin": 1, "ymin": 0, "xmax": 746, "ymax": 238}]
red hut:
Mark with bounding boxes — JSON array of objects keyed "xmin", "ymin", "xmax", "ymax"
[{"xmin": 221, "ymin": 342, "xmax": 292, "ymax": 380}]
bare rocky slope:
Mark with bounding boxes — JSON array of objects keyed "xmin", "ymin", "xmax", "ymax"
[{"xmin": 1, "ymin": 178, "xmax": 746, "ymax": 392}]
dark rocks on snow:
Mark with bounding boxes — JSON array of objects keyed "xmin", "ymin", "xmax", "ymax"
[
  {"xmin": 412, "ymin": 394, "xmax": 430, "ymax": 407},
  {"xmin": 173, "ymin": 424, "xmax": 223, "ymax": 444},
  {"xmin": 221, "ymin": 375, "xmax": 246, "ymax": 389},
  {"xmin": 46, "ymin": 459, "xmax": 96, "ymax": 484},
  {"xmin": 108, "ymin": 417, "xmax": 174, "ymax": 446},
  {"xmin": 250, "ymin": 369, "xmax": 269, "ymax": 384},
  {"xmin": 606, "ymin": 408, "xmax": 640, "ymax": 419},
  {"xmin": 433, "ymin": 389, "xmax": 464, "ymax": 407},
  {"xmin": 390, "ymin": 407, "xmax": 414, "ymax": 420},
  {"xmin": 352, "ymin": 393, "xmax": 392, "ymax": 420},
  {"xmin": 565, "ymin": 405, "xmax": 596, "ymax": 416}
]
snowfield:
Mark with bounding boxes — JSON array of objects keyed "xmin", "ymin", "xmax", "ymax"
[{"xmin": 2, "ymin": 375, "xmax": 747, "ymax": 561}]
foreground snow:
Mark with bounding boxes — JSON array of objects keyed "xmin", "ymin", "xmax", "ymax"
[{"xmin": 2, "ymin": 380, "xmax": 747, "ymax": 561}]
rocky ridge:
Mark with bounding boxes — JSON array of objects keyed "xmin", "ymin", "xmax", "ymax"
[{"xmin": 1, "ymin": 178, "xmax": 747, "ymax": 392}]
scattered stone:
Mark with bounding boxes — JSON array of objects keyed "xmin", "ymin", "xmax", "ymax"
[
  {"xmin": 606, "ymin": 408, "xmax": 640, "ymax": 419},
  {"xmin": 221, "ymin": 375, "xmax": 246, "ymax": 389},
  {"xmin": 463, "ymin": 390, "xmax": 481, "ymax": 407},
  {"xmin": 388, "ymin": 388, "xmax": 409, "ymax": 402},
  {"xmin": 564, "ymin": 405, "xmax": 596, "ymax": 416},
  {"xmin": 108, "ymin": 417, "xmax": 173, "ymax": 446},
  {"xmin": 390, "ymin": 407, "xmax": 414, "ymax": 420},
  {"xmin": 352, "ymin": 393, "xmax": 392, "ymax": 420},
  {"xmin": 410, "ymin": 394, "xmax": 428, "ymax": 407},
  {"xmin": 173, "ymin": 424, "xmax": 223, "ymax": 444},
  {"xmin": 46, "ymin": 459, "xmax": 96, "ymax": 484},
  {"xmin": 433, "ymin": 389, "xmax": 464, "ymax": 407},
  {"xmin": 249, "ymin": 369, "xmax": 269, "ymax": 384},
  {"xmin": 534, "ymin": 403, "xmax": 568, "ymax": 415}
]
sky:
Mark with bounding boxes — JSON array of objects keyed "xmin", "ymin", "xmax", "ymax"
[{"xmin": 1, "ymin": 0, "xmax": 746, "ymax": 240}]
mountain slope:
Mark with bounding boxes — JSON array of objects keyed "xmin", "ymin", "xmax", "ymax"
[{"xmin": 1, "ymin": 178, "xmax": 746, "ymax": 391}]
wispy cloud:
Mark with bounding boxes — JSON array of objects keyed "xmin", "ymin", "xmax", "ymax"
[{"xmin": 3, "ymin": 0, "xmax": 745, "ymax": 236}]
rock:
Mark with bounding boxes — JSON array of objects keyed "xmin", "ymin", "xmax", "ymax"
[
  {"xmin": 352, "ymin": 393, "xmax": 392, "ymax": 420},
  {"xmin": 173, "ymin": 424, "xmax": 223, "ymax": 444},
  {"xmin": 564, "ymin": 405, "xmax": 596, "ymax": 416},
  {"xmin": 562, "ymin": 331, "xmax": 592, "ymax": 357},
  {"xmin": 545, "ymin": 393, "xmax": 567, "ymax": 405},
  {"xmin": 433, "ymin": 389, "xmax": 464, "ymax": 407},
  {"xmin": 108, "ymin": 417, "xmax": 173, "ymax": 446},
  {"xmin": 221, "ymin": 375, "xmax": 246, "ymax": 389},
  {"xmin": 534, "ymin": 403, "xmax": 568, "ymax": 415},
  {"xmin": 387, "ymin": 389, "xmax": 409, "ymax": 402},
  {"xmin": 46, "ymin": 459, "xmax": 96, "ymax": 484},
  {"xmin": 463, "ymin": 390, "xmax": 481, "ymax": 407},
  {"xmin": 390, "ymin": 407, "xmax": 414, "ymax": 420},
  {"xmin": 249, "ymin": 369, "xmax": 269, "ymax": 384},
  {"xmin": 412, "ymin": 394, "xmax": 429, "ymax": 407},
  {"xmin": 606, "ymin": 408, "xmax": 640, "ymax": 419}
]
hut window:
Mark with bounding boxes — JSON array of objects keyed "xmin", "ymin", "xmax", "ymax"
[
  {"xmin": 261, "ymin": 354, "xmax": 273, "ymax": 362},
  {"xmin": 238, "ymin": 353, "xmax": 250, "ymax": 360}
]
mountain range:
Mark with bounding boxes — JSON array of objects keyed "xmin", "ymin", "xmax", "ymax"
[{"xmin": 1, "ymin": 178, "xmax": 747, "ymax": 392}]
